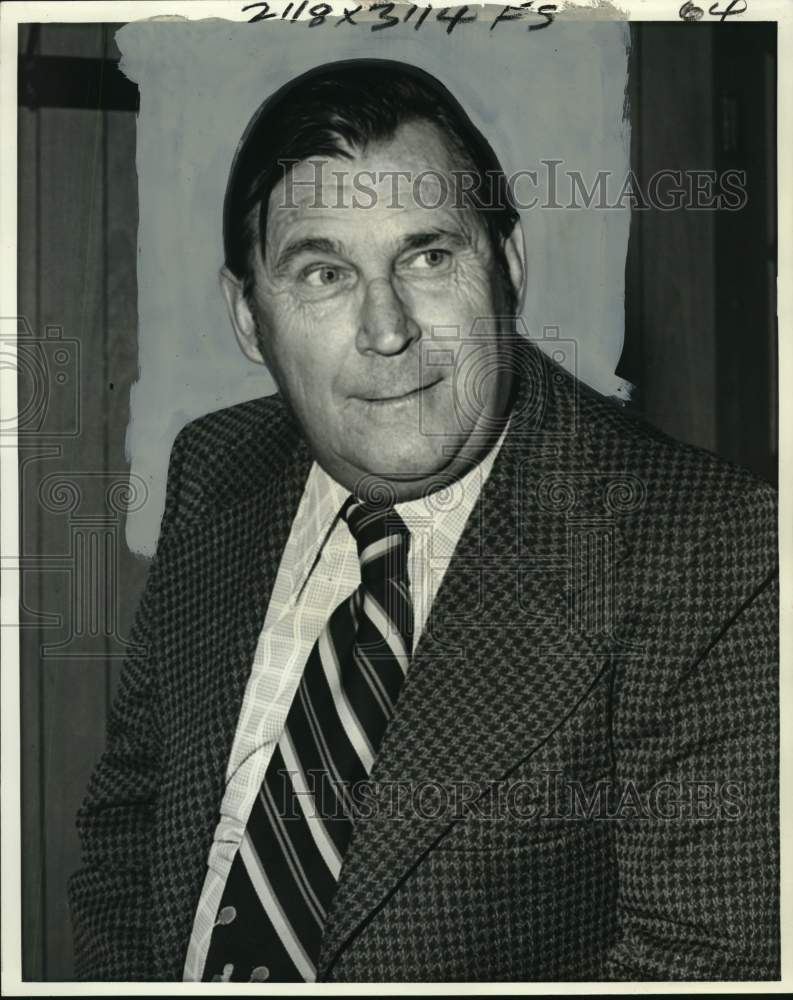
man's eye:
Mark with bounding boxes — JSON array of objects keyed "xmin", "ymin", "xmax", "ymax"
[
  {"xmin": 404, "ymin": 249, "xmax": 452, "ymax": 271},
  {"xmin": 302, "ymin": 265, "xmax": 346, "ymax": 287}
]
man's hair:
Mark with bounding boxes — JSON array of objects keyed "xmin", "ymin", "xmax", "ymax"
[{"xmin": 223, "ymin": 58, "xmax": 521, "ymax": 308}]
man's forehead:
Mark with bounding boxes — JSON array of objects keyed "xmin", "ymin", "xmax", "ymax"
[{"xmin": 264, "ymin": 120, "xmax": 477, "ymax": 237}]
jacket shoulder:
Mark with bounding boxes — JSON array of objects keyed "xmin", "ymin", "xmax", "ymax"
[
  {"xmin": 574, "ymin": 372, "xmax": 776, "ymax": 519},
  {"xmin": 536, "ymin": 359, "xmax": 778, "ymax": 577},
  {"xmin": 161, "ymin": 393, "xmax": 304, "ymax": 528},
  {"xmin": 175, "ymin": 393, "xmax": 287, "ymax": 457}
]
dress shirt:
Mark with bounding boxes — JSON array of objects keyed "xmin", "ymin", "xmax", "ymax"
[{"xmin": 183, "ymin": 423, "xmax": 509, "ymax": 980}]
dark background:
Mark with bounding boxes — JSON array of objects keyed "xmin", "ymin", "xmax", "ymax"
[{"xmin": 17, "ymin": 21, "xmax": 777, "ymax": 980}]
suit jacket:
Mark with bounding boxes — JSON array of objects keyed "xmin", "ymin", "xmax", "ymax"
[{"xmin": 68, "ymin": 337, "xmax": 780, "ymax": 981}]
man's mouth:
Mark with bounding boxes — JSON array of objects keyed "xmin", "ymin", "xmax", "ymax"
[{"xmin": 357, "ymin": 378, "xmax": 442, "ymax": 405}]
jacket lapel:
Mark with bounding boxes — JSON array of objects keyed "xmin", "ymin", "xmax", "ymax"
[{"xmin": 316, "ymin": 341, "xmax": 629, "ymax": 978}]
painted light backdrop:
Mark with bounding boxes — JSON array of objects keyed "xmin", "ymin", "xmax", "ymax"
[{"xmin": 117, "ymin": 13, "xmax": 631, "ymax": 556}]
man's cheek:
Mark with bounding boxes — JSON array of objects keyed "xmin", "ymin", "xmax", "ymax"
[
  {"xmin": 278, "ymin": 293, "xmax": 361, "ymax": 350},
  {"xmin": 451, "ymin": 261, "xmax": 494, "ymax": 316},
  {"xmin": 413, "ymin": 269, "xmax": 494, "ymax": 335},
  {"xmin": 266, "ymin": 301, "xmax": 330, "ymax": 362}
]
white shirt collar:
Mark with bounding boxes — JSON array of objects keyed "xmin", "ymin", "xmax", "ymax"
[{"xmin": 289, "ymin": 417, "xmax": 511, "ymax": 601}]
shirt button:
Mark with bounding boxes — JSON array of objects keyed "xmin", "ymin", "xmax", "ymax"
[{"xmin": 214, "ymin": 905, "xmax": 236, "ymax": 927}]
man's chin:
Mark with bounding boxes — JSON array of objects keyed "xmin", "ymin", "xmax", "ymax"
[{"xmin": 337, "ymin": 443, "xmax": 462, "ymax": 497}]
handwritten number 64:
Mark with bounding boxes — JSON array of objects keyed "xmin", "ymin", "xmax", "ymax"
[{"xmin": 679, "ymin": 0, "xmax": 748, "ymax": 21}]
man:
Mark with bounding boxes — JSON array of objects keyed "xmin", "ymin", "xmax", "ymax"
[{"xmin": 68, "ymin": 59, "xmax": 779, "ymax": 982}]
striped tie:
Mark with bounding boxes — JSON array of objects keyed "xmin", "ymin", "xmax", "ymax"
[{"xmin": 202, "ymin": 496, "xmax": 414, "ymax": 983}]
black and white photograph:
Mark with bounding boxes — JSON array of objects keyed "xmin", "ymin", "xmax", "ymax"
[{"xmin": 1, "ymin": 0, "xmax": 788, "ymax": 989}]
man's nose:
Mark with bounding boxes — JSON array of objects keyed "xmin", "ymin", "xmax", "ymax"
[{"xmin": 356, "ymin": 277, "xmax": 420, "ymax": 355}]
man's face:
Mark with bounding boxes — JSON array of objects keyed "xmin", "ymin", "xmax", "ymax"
[{"xmin": 227, "ymin": 119, "xmax": 523, "ymax": 498}]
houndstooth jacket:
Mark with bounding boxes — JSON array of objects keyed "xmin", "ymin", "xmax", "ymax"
[{"xmin": 68, "ymin": 336, "xmax": 779, "ymax": 982}]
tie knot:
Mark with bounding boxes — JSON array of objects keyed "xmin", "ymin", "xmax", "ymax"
[{"xmin": 341, "ymin": 495, "xmax": 411, "ymax": 589}]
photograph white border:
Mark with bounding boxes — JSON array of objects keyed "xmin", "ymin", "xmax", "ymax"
[{"xmin": 1, "ymin": 0, "xmax": 790, "ymax": 993}]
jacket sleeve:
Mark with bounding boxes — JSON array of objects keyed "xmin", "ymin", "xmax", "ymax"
[
  {"xmin": 67, "ymin": 425, "xmax": 198, "ymax": 980},
  {"xmin": 604, "ymin": 483, "xmax": 780, "ymax": 980}
]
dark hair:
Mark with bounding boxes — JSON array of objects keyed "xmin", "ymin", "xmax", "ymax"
[{"xmin": 223, "ymin": 59, "xmax": 520, "ymax": 306}]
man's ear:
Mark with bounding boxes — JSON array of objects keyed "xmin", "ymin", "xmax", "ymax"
[
  {"xmin": 501, "ymin": 218, "xmax": 526, "ymax": 310},
  {"xmin": 219, "ymin": 266, "xmax": 267, "ymax": 365}
]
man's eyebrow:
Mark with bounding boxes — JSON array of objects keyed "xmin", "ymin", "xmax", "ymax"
[
  {"xmin": 397, "ymin": 228, "xmax": 473, "ymax": 253},
  {"xmin": 274, "ymin": 236, "xmax": 346, "ymax": 274},
  {"xmin": 273, "ymin": 227, "xmax": 473, "ymax": 273}
]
